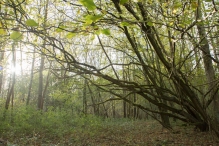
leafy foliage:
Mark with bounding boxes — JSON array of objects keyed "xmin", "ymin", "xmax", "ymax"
[
  {"xmin": 10, "ymin": 31, "xmax": 23, "ymax": 41},
  {"xmin": 84, "ymin": 14, "xmax": 103, "ymax": 25},
  {"xmin": 100, "ymin": 29, "xmax": 111, "ymax": 35},
  {"xmin": 0, "ymin": 0, "xmax": 219, "ymax": 142},
  {"xmin": 0, "ymin": 108, "xmax": 218, "ymax": 145},
  {"xmin": 0, "ymin": 23, "xmax": 6, "ymax": 35},
  {"xmin": 79, "ymin": 0, "xmax": 96, "ymax": 10},
  {"xmin": 25, "ymin": 19, "xmax": 39, "ymax": 27},
  {"xmin": 120, "ymin": 0, "xmax": 129, "ymax": 5}
]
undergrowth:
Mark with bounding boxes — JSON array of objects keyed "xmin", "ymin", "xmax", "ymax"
[
  {"xmin": 0, "ymin": 106, "xmax": 103, "ymax": 145},
  {"xmin": 0, "ymin": 106, "xmax": 218, "ymax": 145}
]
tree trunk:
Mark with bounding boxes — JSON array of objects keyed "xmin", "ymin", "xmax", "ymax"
[
  {"xmin": 26, "ymin": 47, "xmax": 36, "ymax": 106},
  {"xmin": 37, "ymin": 0, "xmax": 49, "ymax": 110},
  {"xmin": 38, "ymin": 54, "xmax": 45, "ymax": 110},
  {"xmin": 87, "ymin": 84, "xmax": 97, "ymax": 115},
  {"xmin": 5, "ymin": 42, "xmax": 16, "ymax": 110},
  {"xmin": 98, "ymin": 92, "xmax": 108, "ymax": 118},
  {"xmin": 0, "ymin": 50, "xmax": 4, "ymax": 94},
  {"xmin": 122, "ymin": 53, "xmax": 127, "ymax": 118},
  {"xmin": 133, "ymin": 93, "xmax": 137, "ymax": 119},
  {"xmin": 196, "ymin": 0, "xmax": 219, "ymax": 126},
  {"xmin": 112, "ymin": 98, "xmax": 116, "ymax": 118},
  {"xmin": 83, "ymin": 78, "xmax": 88, "ymax": 114},
  {"xmin": 42, "ymin": 63, "xmax": 51, "ymax": 110}
]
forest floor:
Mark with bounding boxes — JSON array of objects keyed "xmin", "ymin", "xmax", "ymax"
[{"xmin": 1, "ymin": 119, "xmax": 219, "ymax": 146}]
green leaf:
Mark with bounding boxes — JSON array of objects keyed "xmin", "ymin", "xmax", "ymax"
[
  {"xmin": 120, "ymin": 0, "xmax": 128, "ymax": 5},
  {"xmin": 84, "ymin": 15, "xmax": 103, "ymax": 25},
  {"xmin": 10, "ymin": 31, "xmax": 23, "ymax": 41},
  {"xmin": 79, "ymin": 0, "xmax": 96, "ymax": 10},
  {"xmin": 56, "ymin": 25, "xmax": 66, "ymax": 32},
  {"xmin": 66, "ymin": 32, "xmax": 76, "ymax": 39},
  {"xmin": 25, "ymin": 19, "xmax": 38, "ymax": 27},
  {"xmin": 85, "ymin": 15, "xmax": 103, "ymax": 22},
  {"xmin": 90, "ymin": 35, "xmax": 95, "ymax": 41},
  {"xmin": 0, "ymin": 29, "xmax": 5, "ymax": 35},
  {"xmin": 147, "ymin": 21, "xmax": 153, "ymax": 26},
  {"xmin": 95, "ymin": 30, "xmax": 101, "ymax": 35},
  {"xmin": 120, "ymin": 22, "xmax": 131, "ymax": 27},
  {"xmin": 0, "ymin": 23, "xmax": 6, "ymax": 35},
  {"xmin": 173, "ymin": 2, "xmax": 181, "ymax": 9},
  {"xmin": 9, "ymin": 11, "xmax": 14, "ymax": 15},
  {"xmin": 191, "ymin": 2, "xmax": 198, "ymax": 9},
  {"xmin": 100, "ymin": 29, "xmax": 110, "ymax": 35}
]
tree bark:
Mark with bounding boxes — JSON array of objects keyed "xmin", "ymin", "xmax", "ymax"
[
  {"xmin": 87, "ymin": 83, "xmax": 97, "ymax": 115},
  {"xmin": 37, "ymin": 0, "xmax": 49, "ymax": 110},
  {"xmin": 5, "ymin": 42, "xmax": 16, "ymax": 110},
  {"xmin": 196, "ymin": 0, "xmax": 219, "ymax": 126},
  {"xmin": 0, "ymin": 50, "xmax": 4, "ymax": 94},
  {"xmin": 83, "ymin": 78, "xmax": 88, "ymax": 114},
  {"xmin": 38, "ymin": 54, "xmax": 45, "ymax": 110},
  {"xmin": 26, "ymin": 47, "xmax": 36, "ymax": 106}
]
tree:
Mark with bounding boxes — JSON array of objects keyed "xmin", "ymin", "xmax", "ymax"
[
  {"xmin": 2, "ymin": 0, "xmax": 219, "ymax": 137},
  {"xmin": 196, "ymin": 0, "xmax": 219, "ymax": 126},
  {"xmin": 37, "ymin": 0, "xmax": 49, "ymax": 110},
  {"xmin": 5, "ymin": 42, "xmax": 16, "ymax": 110},
  {"xmin": 26, "ymin": 47, "xmax": 36, "ymax": 105}
]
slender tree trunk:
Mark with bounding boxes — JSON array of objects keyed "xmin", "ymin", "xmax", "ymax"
[
  {"xmin": 153, "ymin": 35, "xmax": 170, "ymax": 127},
  {"xmin": 123, "ymin": 100, "xmax": 127, "ymax": 118},
  {"xmin": 5, "ymin": 82, "xmax": 11, "ymax": 111},
  {"xmin": 42, "ymin": 63, "xmax": 51, "ymax": 110},
  {"xmin": 87, "ymin": 84, "xmax": 97, "ymax": 115},
  {"xmin": 111, "ymin": 96, "xmax": 116, "ymax": 118},
  {"xmin": 122, "ymin": 60, "xmax": 127, "ymax": 118},
  {"xmin": 0, "ymin": 50, "xmax": 4, "ymax": 94},
  {"xmin": 98, "ymin": 92, "xmax": 108, "ymax": 118},
  {"xmin": 0, "ymin": 15, "xmax": 5, "ymax": 95},
  {"xmin": 83, "ymin": 78, "xmax": 88, "ymax": 114},
  {"xmin": 37, "ymin": 0, "xmax": 49, "ymax": 110},
  {"xmin": 3, "ymin": 42, "xmax": 16, "ymax": 121},
  {"xmin": 196, "ymin": 0, "xmax": 219, "ymax": 126},
  {"xmin": 26, "ymin": 48, "xmax": 36, "ymax": 105},
  {"xmin": 132, "ymin": 65, "xmax": 137, "ymax": 119},
  {"xmin": 5, "ymin": 42, "xmax": 16, "ymax": 110},
  {"xmin": 38, "ymin": 54, "xmax": 45, "ymax": 110}
]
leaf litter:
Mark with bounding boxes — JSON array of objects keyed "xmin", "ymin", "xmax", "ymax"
[{"xmin": 1, "ymin": 120, "xmax": 219, "ymax": 146}]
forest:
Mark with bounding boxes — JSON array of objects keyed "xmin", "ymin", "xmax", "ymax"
[{"xmin": 0, "ymin": 0, "xmax": 219, "ymax": 145}]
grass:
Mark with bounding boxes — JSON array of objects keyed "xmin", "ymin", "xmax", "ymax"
[{"xmin": 0, "ymin": 107, "xmax": 219, "ymax": 145}]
